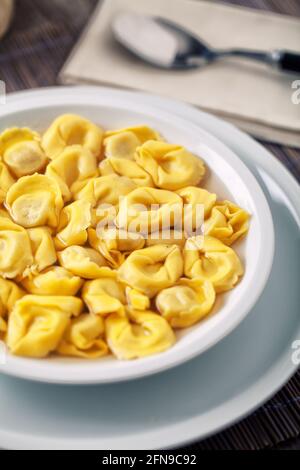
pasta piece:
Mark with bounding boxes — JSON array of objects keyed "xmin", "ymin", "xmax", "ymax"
[
  {"xmin": 0, "ymin": 128, "xmax": 47, "ymax": 178},
  {"xmin": 88, "ymin": 227, "xmax": 145, "ymax": 268},
  {"xmin": 82, "ymin": 274, "xmax": 126, "ymax": 316},
  {"xmin": 177, "ymin": 187, "xmax": 217, "ymax": 234},
  {"xmin": 0, "ymin": 217, "xmax": 33, "ymax": 279},
  {"xmin": 0, "ymin": 162, "xmax": 15, "ymax": 203},
  {"xmin": 116, "ymin": 187, "xmax": 183, "ymax": 235},
  {"xmin": 105, "ymin": 310, "xmax": 176, "ymax": 360},
  {"xmin": 5, "ymin": 174, "xmax": 63, "ymax": 228},
  {"xmin": 76, "ymin": 175, "xmax": 137, "ymax": 227},
  {"xmin": 104, "ymin": 125, "xmax": 160, "ymax": 160},
  {"xmin": 145, "ymin": 229, "xmax": 185, "ymax": 248},
  {"xmin": 0, "ymin": 317, "xmax": 6, "ymax": 339},
  {"xmin": 57, "ymin": 313, "xmax": 108, "ymax": 359},
  {"xmin": 41, "ymin": 114, "xmax": 104, "ymax": 160},
  {"xmin": 22, "ymin": 267, "xmax": 83, "ymax": 296},
  {"xmin": 26, "ymin": 227, "xmax": 57, "ymax": 276},
  {"xmin": 0, "ymin": 278, "xmax": 25, "ymax": 319},
  {"xmin": 126, "ymin": 287, "xmax": 150, "ymax": 311},
  {"xmin": 7, "ymin": 295, "xmax": 83, "ymax": 357},
  {"xmin": 118, "ymin": 245, "xmax": 183, "ymax": 298},
  {"xmin": 58, "ymin": 245, "xmax": 112, "ymax": 279},
  {"xmin": 55, "ymin": 200, "xmax": 92, "ymax": 250},
  {"xmin": 184, "ymin": 236, "xmax": 243, "ymax": 293},
  {"xmin": 135, "ymin": 141, "xmax": 205, "ymax": 190},
  {"xmin": 204, "ymin": 200, "xmax": 250, "ymax": 245},
  {"xmin": 46, "ymin": 145, "xmax": 99, "ymax": 202},
  {"xmin": 99, "ymin": 157, "xmax": 154, "ymax": 187},
  {"xmin": 156, "ymin": 278, "xmax": 215, "ymax": 328}
]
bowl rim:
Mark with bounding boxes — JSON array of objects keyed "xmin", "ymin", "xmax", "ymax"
[{"xmin": 0, "ymin": 86, "xmax": 275, "ymax": 384}]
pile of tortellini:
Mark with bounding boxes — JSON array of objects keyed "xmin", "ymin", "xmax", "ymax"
[{"xmin": 0, "ymin": 114, "xmax": 250, "ymax": 360}]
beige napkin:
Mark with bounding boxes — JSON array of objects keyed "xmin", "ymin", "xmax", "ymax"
[{"xmin": 60, "ymin": 0, "xmax": 300, "ymax": 148}]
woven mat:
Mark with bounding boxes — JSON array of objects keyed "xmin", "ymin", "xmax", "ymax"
[{"xmin": 0, "ymin": 0, "xmax": 299, "ymax": 451}]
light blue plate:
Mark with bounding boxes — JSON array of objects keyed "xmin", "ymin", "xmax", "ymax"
[{"xmin": 0, "ymin": 88, "xmax": 299, "ymax": 450}]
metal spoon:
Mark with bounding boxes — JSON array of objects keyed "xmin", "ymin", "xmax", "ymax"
[{"xmin": 113, "ymin": 12, "xmax": 300, "ymax": 73}]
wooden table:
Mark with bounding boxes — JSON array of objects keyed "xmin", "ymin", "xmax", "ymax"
[{"xmin": 0, "ymin": 0, "xmax": 299, "ymax": 451}]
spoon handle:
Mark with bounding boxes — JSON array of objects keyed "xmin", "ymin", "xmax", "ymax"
[{"xmin": 278, "ymin": 51, "xmax": 300, "ymax": 73}]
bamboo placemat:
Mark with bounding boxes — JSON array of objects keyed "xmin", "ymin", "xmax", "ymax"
[{"xmin": 0, "ymin": 0, "xmax": 299, "ymax": 451}]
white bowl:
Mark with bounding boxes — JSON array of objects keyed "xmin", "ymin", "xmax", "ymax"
[{"xmin": 0, "ymin": 87, "xmax": 274, "ymax": 384}]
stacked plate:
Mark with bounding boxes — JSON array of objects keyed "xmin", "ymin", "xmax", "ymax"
[{"xmin": 0, "ymin": 87, "xmax": 299, "ymax": 450}]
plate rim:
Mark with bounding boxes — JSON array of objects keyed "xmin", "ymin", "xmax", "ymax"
[{"xmin": 0, "ymin": 86, "xmax": 299, "ymax": 450}]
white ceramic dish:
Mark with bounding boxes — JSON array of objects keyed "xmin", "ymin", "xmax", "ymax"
[
  {"xmin": 0, "ymin": 87, "xmax": 298, "ymax": 450},
  {"xmin": 0, "ymin": 87, "xmax": 274, "ymax": 384}
]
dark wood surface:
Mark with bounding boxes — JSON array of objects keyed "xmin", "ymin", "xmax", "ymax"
[{"xmin": 0, "ymin": 0, "xmax": 299, "ymax": 451}]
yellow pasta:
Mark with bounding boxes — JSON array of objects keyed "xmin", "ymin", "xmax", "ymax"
[
  {"xmin": 118, "ymin": 245, "xmax": 183, "ymax": 297},
  {"xmin": 82, "ymin": 274, "xmax": 126, "ymax": 316},
  {"xmin": 184, "ymin": 236, "xmax": 244, "ymax": 293},
  {"xmin": 117, "ymin": 187, "xmax": 183, "ymax": 234},
  {"xmin": 104, "ymin": 125, "xmax": 160, "ymax": 160},
  {"xmin": 58, "ymin": 245, "xmax": 112, "ymax": 279},
  {"xmin": 0, "ymin": 128, "xmax": 47, "ymax": 178},
  {"xmin": 6, "ymin": 295, "xmax": 83, "ymax": 357},
  {"xmin": 204, "ymin": 200, "xmax": 250, "ymax": 245},
  {"xmin": 22, "ymin": 267, "xmax": 83, "ymax": 296},
  {"xmin": 6, "ymin": 174, "xmax": 63, "ymax": 228},
  {"xmin": 57, "ymin": 314, "xmax": 108, "ymax": 359},
  {"xmin": 46, "ymin": 145, "xmax": 99, "ymax": 202},
  {"xmin": 0, "ymin": 114, "xmax": 250, "ymax": 361},
  {"xmin": 135, "ymin": 141, "xmax": 205, "ymax": 190},
  {"xmin": 156, "ymin": 278, "xmax": 215, "ymax": 328},
  {"xmin": 0, "ymin": 217, "xmax": 33, "ymax": 279},
  {"xmin": 55, "ymin": 200, "xmax": 92, "ymax": 249},
  {"xmin": 99, "ymin": 156, "xmax": 154, "ymax": 187},
  {"xmin": 26, "ymin": 227, "xmax": 57, "ymax": 276},
  {"xmin": 105, "ymin": 310, "xmax": 176, "ymax": 359},
  {"xmin": 0, "ymin": 162, "xmax": 16, "ymax": 203},
  {"xmin": 41, "ymin": 114, "xmax": 104, "ymax": 160},
  {"xmin": 88, "ymin": 227, "xmax": 145, "ymax": 268}
]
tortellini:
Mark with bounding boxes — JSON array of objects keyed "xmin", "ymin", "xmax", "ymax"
[
  {"xmin": 57, "ymin": 314, "xmax": 108, "ymax": 359},
  {"xmin": 0, "ymin": 162, "xmax": 15, "ymax": 203},
  {"xmin": 118, "ymin": 245, "xmax": 183, "ymax": 298},
  {"xmin": 99, "ymin": 157, "xmax": 154, "ymax": 187},
  {"xmin": 0, "ymin": 217, "xmax": 33, "ymax": 279},
  {"xmin": 6, "ymin": 174, "xmax": 63, "ymax": 228},
  {"xmin": 177, "ymin": 186, "xmax": 217, "ymax": 234},
  {"xmin": 156, "ymin": 278, "xmax": 215, "ymax": 328},
  {"xmin": 117, "ymin": 187, "xmax": 183, "ymax": 234},
  {"xmin": 184, "ymin": 236, "xmax": 244, "ymax": 293},
  {"xmin": 0, "ymin": 115, "xmax": 250, "ymax": 361},
  {"xmin": 0, "ymin": 128, "xmax": 48, "ymax": 178},
  {"xmin": 104, "ymin": 125, "xmax": 160, "ymax": 160},
  {"xmin": 58, "ymin": 246, "xmax": 111, "ymax": 279},
  {"xmin": 135, "ymin": 141, "xmax": 205, "ymax": 190},
  {"xmin": 55, "ymin": 200, "xmax": 92, "ymax": 249},
  {"xmin": 88, "ymin": 227, "xmax": 145, "ymax": 268},
  {"xmin": 42, "ymin": 114, "xmax": 104, "ymax": 160},
  {"xmin": 46, "ymin": 145, "xmax": 99, "ymax": 202},
  {"xmin": 6, "ymin": 295, "xmax": 83, "ymax": 357},
  {"xmin": 204, "ymin": 200, "xmax": 250, "ymax": 245},
  {"xmin": 26, "ymin": 227, "xmax": 57, "ymax": 275},
  {"xmin": 0, "ymin": 278, "xmax": 25, "ymax": 319},
  {"xmin": 22, "ymin": 267, "xmax": 83, "ymax": 296},
  {"xmin": 105, "ymin": 310, "xmax": 176, "ymax": 360},
  {"xmin": 82, "ymin": 274, "xmax": 126, "ymax": 316}
]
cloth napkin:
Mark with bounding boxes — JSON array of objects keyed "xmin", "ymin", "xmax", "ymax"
[{"xmin": 60, "ymin": 0, "xmax": 300, "ymax": 148}]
